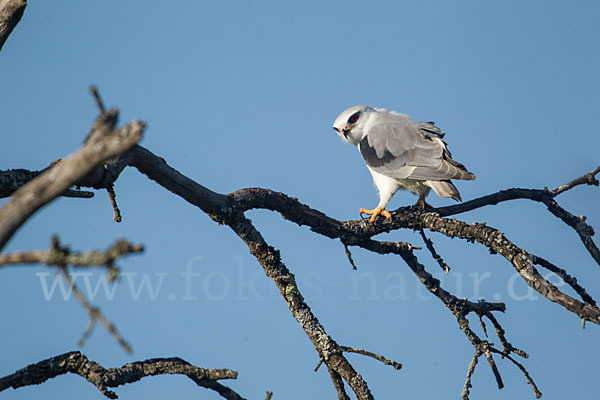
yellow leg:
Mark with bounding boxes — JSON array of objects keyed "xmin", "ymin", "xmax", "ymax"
[
  {"xmin": 359, "ymin": 206, "xmax": 392, "ymax": 222},
  {"xmin": 415, "ymin": 193, "xmax": 432, "ymax": 209}
]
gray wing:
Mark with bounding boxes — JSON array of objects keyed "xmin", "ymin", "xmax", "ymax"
[{"xmin": 359, "ymin": 120, "xmax": 475, "ymax": 181}]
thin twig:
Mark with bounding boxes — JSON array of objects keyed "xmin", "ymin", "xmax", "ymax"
[
  {"xmin": 58, "ymin": 266, "xmax": 132, "ymax": 353},
  {"xmin": 477, "ymin": 314, "xmax": 488, "ymax": 338},
  {"xmin": 342, "ymin": 242, "xmax": 358, "ymax": 270},
  {"xmin": 482, "ymin": 348, "xmax": 504, "ymax": 390},
  {"xmin": 489, "ymin": 348, "xmax": 542, "ymax": 398},
  {"xmin": 461, "ymin": 349, "xmax": 482, "ymax": 400},
  {"xmin": 419, "ymin": 228, "xmax": 450, "ymax": 273},
  {"xmin": 90, "ymin": 85, "xmax": 106, "ymax": 114},
  {"xmin": 106, "ymin": 185, "xmax": 122, "ymax": 222},
  {"xmin": 314, "ymin": 357, "xmax": 324, "ymax": 372},
  {"xmin": 340, "ymin": 346, "xmax": 402, "ymax": 370},
  {"xmin": 549, "ymin": 165, "xmax": 600, "ymax": 196},
  {"xmin": 483, "ymin": 312, "xmax": 528, "ymax": 358}
]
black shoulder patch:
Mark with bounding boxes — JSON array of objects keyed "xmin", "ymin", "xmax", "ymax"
[{"xmin": 359, "ymin": 136, "xmax": 397, "ymax": 168}]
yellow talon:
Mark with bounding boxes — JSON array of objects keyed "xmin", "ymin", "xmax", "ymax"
[{"xmin": 359, "ymin": 206, "xmax": 392, "ymax": 222}]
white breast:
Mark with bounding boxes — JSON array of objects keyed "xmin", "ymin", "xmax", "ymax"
[{"xmin": 366, "ymin": 166, "xmax": 431, "ymax": 208}]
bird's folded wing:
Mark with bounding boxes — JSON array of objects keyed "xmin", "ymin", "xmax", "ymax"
[{"xmin": 359, "ymin": 122, "xmax": 474, "ymax": 181}]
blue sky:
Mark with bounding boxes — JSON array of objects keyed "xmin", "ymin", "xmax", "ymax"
[{"xmin": 1, "ymin": 1, "xmax": 599, "ymax": 399}]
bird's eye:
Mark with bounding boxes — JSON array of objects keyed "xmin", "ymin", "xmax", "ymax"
[{"xmin": 348, "ymin": 112, "xmax": 360, "ymax": 124}]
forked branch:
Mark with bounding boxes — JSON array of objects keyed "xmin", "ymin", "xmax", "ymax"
[
  {"xmin": 1, "ymin": 90, "xmax": 598, "ymax": 399},
  {"xmin": 0, "ymin": 351, "xmax": 244, "ymax": 400}
]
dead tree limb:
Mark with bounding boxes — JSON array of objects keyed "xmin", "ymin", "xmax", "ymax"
[
  {"xmin": 0, "ymin": 236, "xmax": 143, "ymax": 268},
  {"xmin": 434, "ymin": 169, "xmax": 600, "ymax": 266},
  {"xmin": 0, "ymin": 351, "xmax": 244, "ymax": 400},
  {"xmin": 0, "ymin": 169, "xmax": 94, "ymax": 199},
  {"xmin": 226, "ymin": 213, "xmax": 375, "ymax": 399},
  {"xmin": 0, "ymin": 235, "xmax": 144, "ymax": 352},
  {"xmin": 58, "ymin": 265, "xmax": 132, "ymax": 353},
  {"xmin": 1, "ymin": 92, "xmax": 598, "ymax": 398},
  {"xmin": 0, "ymin": 109, "xmax": 144, "ymax": 251}
]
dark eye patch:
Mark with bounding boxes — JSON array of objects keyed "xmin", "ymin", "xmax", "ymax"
[{"xmin": 348, "ymin": 112, "xmax": 360, "ymax": 124}]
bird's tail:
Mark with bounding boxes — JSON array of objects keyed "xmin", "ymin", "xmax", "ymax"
[{"xmin": 426, "ymin": 180, "xmax": 462, "ymax": 202}]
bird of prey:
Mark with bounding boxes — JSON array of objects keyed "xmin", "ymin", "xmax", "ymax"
[{"xmin": 332, "ymin": 105, "xmax": 475, "ymax": 221}]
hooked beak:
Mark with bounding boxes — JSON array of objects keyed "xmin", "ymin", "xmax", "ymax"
[{"xmin": 333, "ymin": 126, "xmax": 350, "ymax": 139}]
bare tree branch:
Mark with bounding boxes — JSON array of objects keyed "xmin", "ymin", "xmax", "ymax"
[
  {"xmin": 0, "ymin": 0, "xmax": 25, "ymax": 52},
  {"xmin": 0, "ymin": 351, "xmax": 243, "ymax": 400},
  {"xmin": 531, "ymin": 254, "xmax": 597, "ymax": 307},
  {"xmin": 57, "ymin": 265, "xmax": 132, "ymax": 352},
  {"xmin": 106, "ymin": 184, "xmax": 123, "ymax": 222},
  {"xmin": 413, "ymin": 211, "xmax": 600, "ymax": 324},
  {"xmin": 5, "ymin": 141, "xmax": 598, "ymax": 396},
  {"xmin": 434, "ymin": 166, "xmax": 600, "ymax": 266},
  {"xmin": 342, "ymin": 241, "xmax": 358, "ymax": 270},
  {"xmin": 0, "ymin": 236, "xmax": 143, "ymax": 268},
  {"xmin": 340, "ymin": 346, "xmax": 402, "ymax": 370},
  {"xmin": 226, "ymin": 214, "xmax": 375, "ymax": 400},
  {"xmin": 482, "ymin": 346, "xmax": 504, "ymax": 389},
  {"xmin": 419, "ymin": 228, "xmax": 450, "ymax": 273},
  {"xmin": 1, "ymin": 87, "xmax": 597, "ymax": 398},
  {"xmin": 549, "ymin": 165, "xmax": 600, "ymax": 196},
  {"xmin": 0, "ymin": 236, "xmax": 143, "ymax": 351},
  {"xmin": 461, "ymin": 349, "xmax": 482, "ymax": 400},
  {"xmin": 0, "ymin": 169, "xmax": 94, "ymax": 199},
  {"xmin": 90, "ymin": 85, "xmax": 106, "ymax": 114},
  {"xmin": 326, "ymin": 368, "xmax": 351, "ymax": 400},
  {"xmin": 125, "ymin": 148, "xmax": 600, "ymax": 396},
  {"xmin": 489, "ymin": 348, "xmax": 542, "ymax": 398},
  {"xmin": 0, "ymin": 109, "xmax": 144, "ymax": 251},
  {"xmin": 482, "ymin": 311, "xmax": 528, "ymax": 358}
]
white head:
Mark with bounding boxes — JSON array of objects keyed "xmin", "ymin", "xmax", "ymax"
[{"xmin": 332, "ymin": 105, "xmax": 374, "ymax": 145}]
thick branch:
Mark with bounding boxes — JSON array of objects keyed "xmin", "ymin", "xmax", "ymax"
[
  {"xmin": 2, "ymin": 103, "xmax": 597, "ymax": 398},
  {"xmin": 226, "ymin": 213, "xmax": 374, "ymax": 400},
  {"xmin": 227, "ymin": 187, "xmax": 600, "ymax": 324},
  {"xmin": 129, "ymin": 145, "xmax": 227, "ymax": 216},
  {"xmin": 118, "ymin": 146, "xmax": 596, "ymax": 397},
  {"xmin": 434, "ymin": 166, "xmax": 600, "ymax": 266},
  {"xmin": 0, "ymin": 351, "xmax": 243, "ymax": 400},
  {"xmin": 0, "ymin": 0, "xmax": 25, "ymax": 52},
  {"xmin": 531, "ymin": 254, "xmax": 597, "ymax": 307},
  {"xmin": 0, "ymin": 169, "xmax": 94, "ymax": 199},
  {"xmin": 0, "ymin": 110, "xmax": 144, "ymax": 251},
  {"xmin": 414, "ymin": 211, "xmax": 600, "ymax": 324}
]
